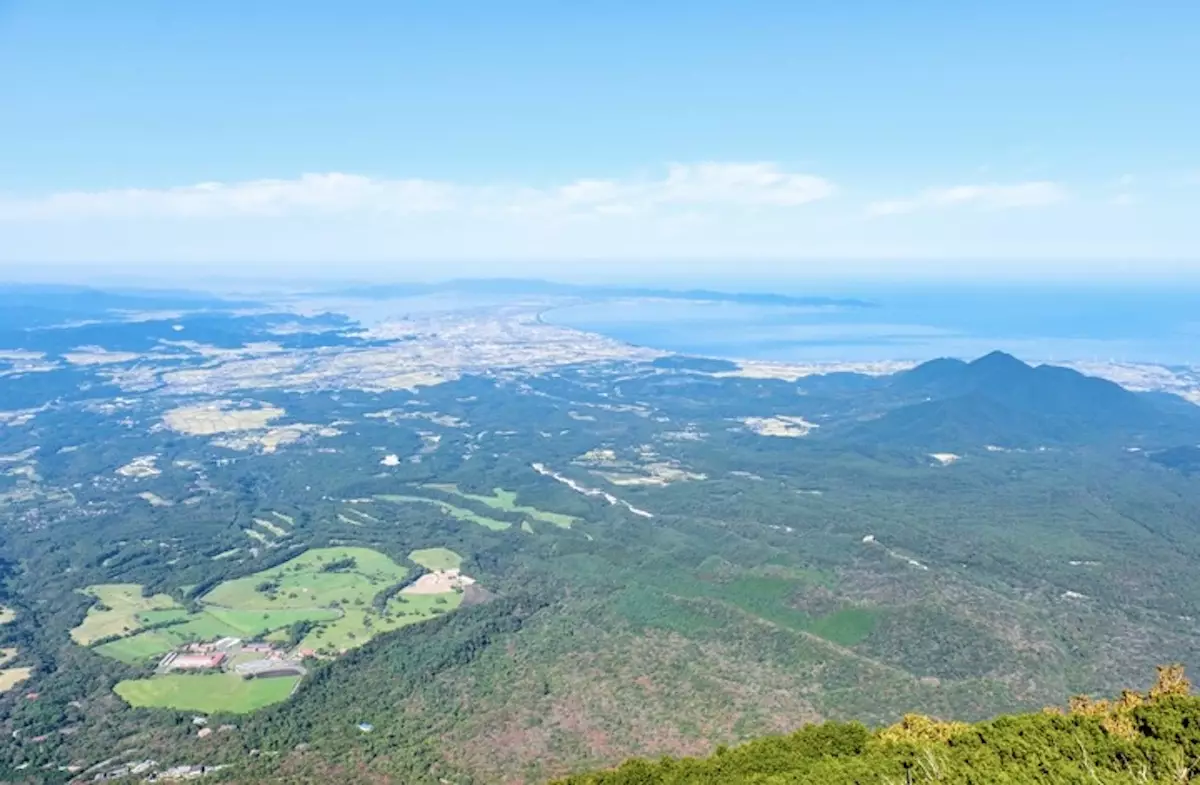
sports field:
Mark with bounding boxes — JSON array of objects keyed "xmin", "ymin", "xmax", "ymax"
[
  {"xmin": 376, "ymin": 494, "xmax": 511, "ymax": 530},
  {"xmin": 425, "ymin": 484, "xmax": 578, "ymax": 528},
  {"xmin": 114, "ymin": 673, "xmax": 299, "ymax": 713},
  {"xmin": 70, "ymin": 584, "xmax": 182, "ymax": 644}
]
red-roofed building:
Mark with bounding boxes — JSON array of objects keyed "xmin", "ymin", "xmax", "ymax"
[{"xmin": 169, "ymin": 653, "xmax": 226, "ymax": 670}]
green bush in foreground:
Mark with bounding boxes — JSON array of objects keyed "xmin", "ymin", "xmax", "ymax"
[{"xmin": 557, "ymin": 665, "xmax": 1200, "ymax": 784}]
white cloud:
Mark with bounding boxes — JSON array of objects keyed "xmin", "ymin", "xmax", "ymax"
[
  {"xmin": 0, "ymin": 163, "xmax": 835, "ymax": 222},
  {"xmin": 867, "ymin": 181, "xmax": 1067, "ymax": 216},
  {"xmin": 3, "ymin": 166, "xmax": 1198, "ymax": 278}
]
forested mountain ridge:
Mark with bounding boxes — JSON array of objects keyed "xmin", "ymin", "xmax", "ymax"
[{"xmin": 842, "ymin": 351, "xmax": 1200, "ymax": 450}]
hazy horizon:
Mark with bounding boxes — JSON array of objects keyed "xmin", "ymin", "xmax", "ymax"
[{"xmin": 3, "ymin": 2, "xmax": 1199, "ymax": 280}]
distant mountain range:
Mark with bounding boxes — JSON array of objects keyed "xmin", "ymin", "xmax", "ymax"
[
  {"xmin": 0, "ymin": 284, "xmax": 252, "ymax": 329},
  {"xmin": 322, "ymin": 278, "xmax": 877, "ymax": 309},
  {"xmin": 836, "ymin": 351, "xmax": 1200, "ymax": 450}
]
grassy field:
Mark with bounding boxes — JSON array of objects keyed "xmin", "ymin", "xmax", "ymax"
[
  {"xmin": 114, "ymin": 673, "xmax": 299, "ymax": 713},
  {"xmin": 200, "ymin": 546, "xmax": 455, "ymax": 655},
  {"xmin": 254, "ymin": 517, "xmax": 289, "ymax": 537},
  {"xmin": 95, "ymin": 631, "xmax": 180, "ymax": 663},
  {"xmin": 70, "ymin": 584, "xmax": 182, "ymax": 644},
  {"xmin": 203, "ymin": 547, "xmax": 409, "ymax": 609},
  {"xmin": 0, "ymin": 648, "xmax": 15, "ymax": 666},
  {"xmin": 408, "ymin": 547, "xmax": 463, "ymax": 571},
  {"xmin": 377, "ymin": 494, "xmax": 511, "ymax": 531},
  {"xmin": 85, "ymin": 547, "xmax": 468, "ymax": 666},
  {"xmin": 0, "ymin": 606, "xmax": 15, "ymax": 625},
  {"xmin": 97, "ymin": 607, "xmax": 349, "ymax": 664},
  {"xmin": 425, "ymin": 484, "xmax": 578, "ymax": 528},
  {"xmin": 0, "ymin": 667, "xmax": 32, "ymax": 693},
  {"xmin": 136, "ymin": 608, "xmax": 191, "ymax": 626},
  {"xmin": 270, "ymin": 511, "xmax": 294, "ymax": 526},
  {"xmin": 298, "ymin": 591, "xmax": 462, "ymax": 653},
  {"xmin": 342, "ymin": 506, "xmax": 380, "ymax": 524},
  {"xmin": 244, "ymin": 529, "xmax": 270, "ymax": 545}
]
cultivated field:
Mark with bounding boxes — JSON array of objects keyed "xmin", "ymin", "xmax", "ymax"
[
  {"xmin": 70, "ymin": 584, "xmax": 182, "ymax": 645},
  {"xmin": 162, "ymin": 401, "xmax": 285, "ymax": 435},
  {"xmin": 740, "ymin": 415, "xmax": 819, "ymax": 437},
  {"xmin": 114, "ymin": 673, "xmax": 299, "ymax": 713},
  {"xmin": 377, "ymin": 494, "xmax": 511, "ymax": 531}
]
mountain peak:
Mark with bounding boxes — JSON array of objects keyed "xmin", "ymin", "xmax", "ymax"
[{"xmin": 968, "ymin": 350, "xmax": 1030, "ymax": 373}]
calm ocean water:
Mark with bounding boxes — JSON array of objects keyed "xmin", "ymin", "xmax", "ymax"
[{"xmin": 543, "ymin": 285, "xmax": 1200, "ymax": 365}]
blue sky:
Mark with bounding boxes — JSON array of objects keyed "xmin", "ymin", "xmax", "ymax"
[{"xmin": 1, "ymin": 1, "xmax": 1198, "ymax": 282}]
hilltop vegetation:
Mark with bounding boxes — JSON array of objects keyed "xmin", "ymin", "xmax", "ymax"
[{"xmin": 559, "ymin": 666, "xmax": 1200, "ymax": 785}]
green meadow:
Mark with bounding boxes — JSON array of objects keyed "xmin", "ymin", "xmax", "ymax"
[
  {"xmin": 376, "ymin": 494, "xmax": 511, "ymax": 531},
  {"xmin": 408, "ymin": 547, "xmax": 463, "ymax": 571},
  {"xmin": 114, "ymin": 673, "xmax": 299, "ymax": 713},
  {"xmin": 70, "ymin": 584, "xmax": 182, "ymax": 645},
  {"xmin": 425, "ymin": 484, "xmax": 578, "ymax": 528}
]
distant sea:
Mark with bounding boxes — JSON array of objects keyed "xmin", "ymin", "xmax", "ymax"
[{"xmin": 542, "ymin": 285, "xmax": 1200, "ymax": 365}]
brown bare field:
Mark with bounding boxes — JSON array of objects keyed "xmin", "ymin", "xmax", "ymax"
[
  {"xmin": 137, "ymin": 491, "xmax": 173, "ymax": 507},
  {"xmin": 162, "ymin": 401, "xmax": 285, "ymax": 435},
  {"xmin": 401, "ymin": 569, "xmax": 476, "ymax": 595},
  {"xmin": 116, "ymin": 455, "xmax": 161, "ymax": 478},
  {"xmin": 0, "ymin": 666, "xmax": 31, "ymax": 693},
  {"xmin": 741, "ymin": 415, "xmax": 819, "ymax": 437}
]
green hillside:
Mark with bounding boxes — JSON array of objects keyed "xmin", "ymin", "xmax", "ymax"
[{"xmin": 558, "ymin": 666, "xmax": 1200, "ymax": 785}]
